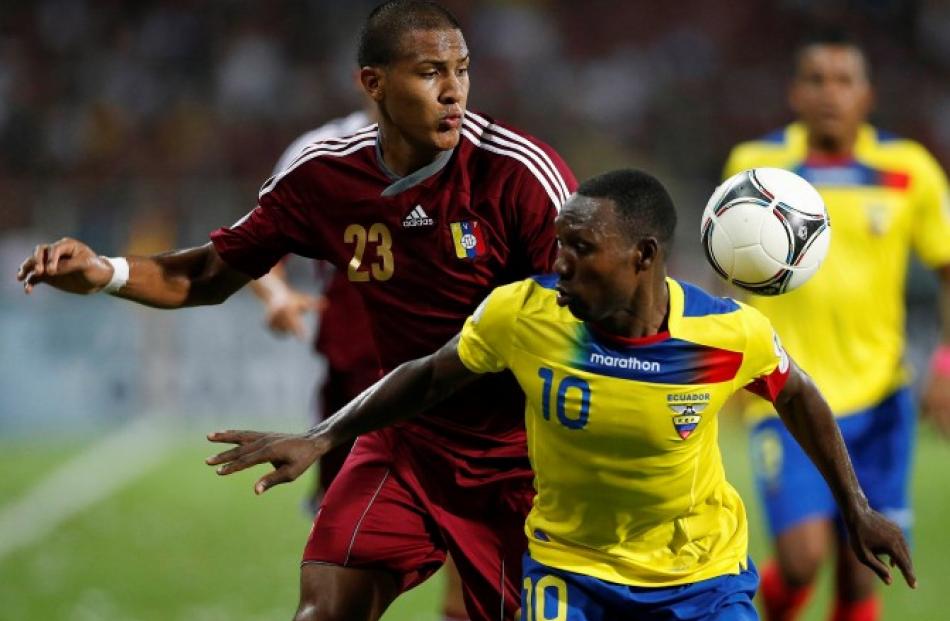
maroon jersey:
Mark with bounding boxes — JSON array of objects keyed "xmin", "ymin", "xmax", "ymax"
[
  {"xmin": 211, "ymin": 111, "xmax": 576, "ymax": 468},
  {"xmin": 312, "ymin": 264, "xmax": 379, "ymax": 374}
]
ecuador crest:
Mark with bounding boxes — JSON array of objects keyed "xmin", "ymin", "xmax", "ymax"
[{"xmin": 667, "ymin": 392, "xmax": 710, "ymax": 440}]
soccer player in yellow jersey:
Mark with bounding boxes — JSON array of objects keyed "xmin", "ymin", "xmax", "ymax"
[
  {"xmin": 723, "ymin": 32, "xmax": 950, "ymax": 621},
  {"xmin": 207, "ymin": 169, "xmax": 914, "ymax": 620}
]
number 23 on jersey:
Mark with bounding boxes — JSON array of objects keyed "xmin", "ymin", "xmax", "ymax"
[{"xmin": 344, "ymin": 223, "xmax": 394, "ymax": 282}]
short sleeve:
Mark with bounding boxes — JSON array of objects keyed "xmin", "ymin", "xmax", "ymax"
[
  {"xmin": 509, "ymin": 143, "xmax": 578, "ymax": 275},
  {"xmin": 210, "ymin": 171, "xmax": 322, "ymax": 278},
  {"xmin": 909, "ymin": 147, "xmax": 950, "ymax": 268},
  {"xmin": 723, "ymin": 144, "xmax": 754, "ymax": 181},
  {"xmin": 457, "ymin": 281, "xmax": 528, "ymax": 374},
  {"xmin": 738, "ymin": 303, "xmax": 790, "ymax": 403}
]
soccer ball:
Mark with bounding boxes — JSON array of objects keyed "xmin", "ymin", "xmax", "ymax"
[{"xmin": 701, "ymin": 168, "xmax": 830, "ymax": 296}]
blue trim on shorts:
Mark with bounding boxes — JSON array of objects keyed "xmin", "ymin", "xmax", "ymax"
[
  {"xmin": 521, "ymin": 554, "xmax": 759, "ymax": 620},
  {"xmin": 750, "ymin": 387, "xmax": 916, "ymax": 537}
]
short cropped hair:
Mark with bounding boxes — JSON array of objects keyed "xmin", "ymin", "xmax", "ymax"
[
  {"xmin": 576, "ymin": 169, "xmax": 677, "ymax": 250},
  {"xmin": 793, "ymin": 27, "xmax": 871, "ymax": 81},
  {"xmin": 358, "ymin": 1, "xmax": 463, "ymax": 67}
]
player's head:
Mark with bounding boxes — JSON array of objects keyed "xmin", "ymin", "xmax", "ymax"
[
  {"xmin": 554, "ymin": 169, "xmax": 677, "ymax": 324},
  {"xmin": 358, "ymin": 1, "xmax": 468, "ymax": 154},
  {"xmin": 789, "ymin": 29, "xmax": 872, "ymax": 151}
]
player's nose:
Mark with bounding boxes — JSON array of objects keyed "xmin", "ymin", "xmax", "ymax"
[{"xmin": 554, "ymin": 251, "xmax": 573, "ymax": 279}]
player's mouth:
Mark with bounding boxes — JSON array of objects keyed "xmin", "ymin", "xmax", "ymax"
[
  {"xmin": 555, "ymin": 286, "xmax": 574, "ymax": 307},
  {"xmin": 438, "ymin": 113, "xmax": 463, "ymax": 131}
]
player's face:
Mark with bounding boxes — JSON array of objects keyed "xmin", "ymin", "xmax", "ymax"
[
  {"xmin": 790, "ymin": 44, "xmax": 872, "ymax": 150},
  {"xmin": 553, "ymin": 196, "xmax": 640, "ymax": 323},
  {"xmin": 369, "ymin": 28, "xmax": 469, "ymax": 154}
]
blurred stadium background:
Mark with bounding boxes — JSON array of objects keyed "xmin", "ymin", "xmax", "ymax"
[{"xmin": 1, "ymin": 1, "xmax": 948, "ymax": 619}]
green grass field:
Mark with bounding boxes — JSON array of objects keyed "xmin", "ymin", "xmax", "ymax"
[{"xmin": 0, "ymin": 420, "xmax": 945, "ymax": 620}]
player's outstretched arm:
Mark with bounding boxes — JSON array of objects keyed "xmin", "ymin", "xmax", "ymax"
[
  {"xmin": 16, "ymin": 238, "xmax": 250, "ymax": 308},
  {"xmin": 921, "ymin": 264, "xmax": 950, "ymax": 438},
  {"xmin": 206, "ymin": 335, "xmax": 480, "ymax": 494},
  {"xmin": 774, "ymin": 362, "xmax": 917, "ymax": 588}
]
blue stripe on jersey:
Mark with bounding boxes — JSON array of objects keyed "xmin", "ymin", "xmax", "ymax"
[
  {"xmin": 572, "ymin": 327, "xmax": 743, "ymax": 385},
  {"xmin": 678, "ymin": 280, "xmax": 740, "ymax": 318},
  {"xmin": 760, "ymin": 128, "xmax": 787, "ymax": 144},
  {"xmin": 875, "ymin": 128, "xmax": 900, "ymax": 143},
  {"xmin": 532, "ymin": 273, "xmax": 559, "ymax": 289},
  {"xmin": 792, "ymin": 160, "xmax": 907, "ymax": 189}
]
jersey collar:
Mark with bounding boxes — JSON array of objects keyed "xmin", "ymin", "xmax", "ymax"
[
  {"xmin": 376, "ymin": 138, "xmax": 454, "ymax": 197},
  {"xmin": 584, "ymin": 279, "xmax": 680, "ymax": 347}
]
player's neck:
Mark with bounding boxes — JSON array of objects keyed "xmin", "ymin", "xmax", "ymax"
[
  {"xmin": 377, "ymin": 124, "xmax": 445, "ymax": 178},
  {"xmin": 806, "ymin": 129, "xmax": 858, "ymax": 159},
  {"xmin": 595, "ymin": 273, "xmax": 669, "ymax": 340}
]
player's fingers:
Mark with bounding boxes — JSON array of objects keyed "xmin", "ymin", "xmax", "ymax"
[
  {"xmin": 255, "ymin": 465, "xmax": 298, "ymax": 494},
  {"xmin": 859, "ymin": 546, "xmax": 892, "ymax": 585},
  {"xmin": 214, "ymin": 448, "xmax": 270, "ymax": 476},
  {"xmin": 290, "ymin": 315, "xmax": 308, "ymax": 342},
  {"xmin": 44, "ymin": 239, "xmax": 76, "ymax": 276},
  {"xmin": 206, "ymin": 429, "xmax": 264, "ymax": 445},
  {"xmin": 31, "ymin": 244, "xmax": 50, "ymax": 278},
  {"xmin": 889, "ymin": 537, "xmax": 917, "ymax": 588},
  {"xmin": 16, "ymin": 255, "xmax": 37, "ymax": 281},
  {"xmin": 303, "ymin": 295, "xmax": 323, "ymax": 311},
  {"xmin": 205, "ymin": 442, "xmax": 259, "ymax": 466}
]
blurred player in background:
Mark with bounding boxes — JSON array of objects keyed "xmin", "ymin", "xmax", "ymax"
[
  {"xmin": 251, "ymin": 106, "xmax": 470, "ymax": 621},
  {"xmin": 16, "ymin": 2, "xmax": 576, "ymax": 619},
  {"xmin": 723, "ymin": 30, "xmax": 950, "ymax": 621},
  {"xmin": 251, "ymin": 109, "xmax": 378, "ymax": 514},
  {"xmin": 207, "ymin": 169, "xmax": 915, "ymax": 621}
]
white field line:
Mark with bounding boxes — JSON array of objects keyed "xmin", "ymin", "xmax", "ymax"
[{"xmin": 0, "ymin": 416, "xmax": 175, "ymax": 561}]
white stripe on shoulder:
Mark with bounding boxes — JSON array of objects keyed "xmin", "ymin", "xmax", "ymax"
[
  {"xmin": 461, "ymin": 127, "xmax": 562, "ymax": 209},
  {"xmin": 466, "ymin": 112, "xmax": 571, "ymax": 202},
  {"xmin": 260, "ymin": 138, "xmax": 376, "ymax": 199},
  {"xmin": 283, "ymin": 126, "xmax": 378, "ymax": 172},
  {"xmin": 463, "ymin": 119, "xmax": 567, "ymax": 206}
]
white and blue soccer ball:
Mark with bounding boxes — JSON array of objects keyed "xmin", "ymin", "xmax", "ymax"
[{"xmin": 701, "ymin": 168, "xmax": 830, "ymax": 296}]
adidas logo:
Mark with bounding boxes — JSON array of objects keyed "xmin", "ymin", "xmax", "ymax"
[{"xmin": 402, "ymin": 205, "xmax": 435, "ymax": 228}]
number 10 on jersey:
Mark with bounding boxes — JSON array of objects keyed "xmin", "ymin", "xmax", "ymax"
[{"xmin": 538, "ymin": 367, "xmax": 591, "ymax": 430}]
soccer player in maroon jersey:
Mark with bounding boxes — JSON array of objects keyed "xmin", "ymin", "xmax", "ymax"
[
  {"xmin": 252, "ymin": 107, "xmax": 470, "ymax": 621},
  {"xmin": 16, "ymin": 2, "xmax": 576, "ymax": 620}
]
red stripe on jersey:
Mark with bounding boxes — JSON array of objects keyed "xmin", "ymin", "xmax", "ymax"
[
  {"xmin": 695, "ymin": 348, "xmax": 744, "ymax": 383},
  {"xmin": 744, "ymin": 365, "xmax": 790, "ymax": 403},
  {"xmin": 880, "ymin": 170, "xmax": 910, "ymax": 190}
]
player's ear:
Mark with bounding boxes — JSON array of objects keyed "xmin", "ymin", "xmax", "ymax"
[
  {"xmin": 634, "ymin": 238, "xmax": 659, "ymax": 271},
  {"xmin": 360, "ymin": 66, "xmax": 385, "ymax": 102}
]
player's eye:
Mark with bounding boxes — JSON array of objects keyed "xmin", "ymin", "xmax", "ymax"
[{"xmin": 420, "ymin": 69, "xmax": 438, "ymax": 78}]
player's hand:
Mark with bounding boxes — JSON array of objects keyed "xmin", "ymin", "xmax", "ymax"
[
  {"xmin": 844, "ymin": 506, "xmax": 916, "ymax": 588},
  {"xmin": 264, "ymin": 290, "xmax": 325, "ymax": 341},
  {"xmin": 206, "ymin": 430, "xmax": 327, "ymax": 495},
  {"xmin": 16, "ymin": 237, "xmax": 114, "ymax": 295},
  {"xmin": 920, "ymin": 374, "xmax": 950, "ymax": 439}
]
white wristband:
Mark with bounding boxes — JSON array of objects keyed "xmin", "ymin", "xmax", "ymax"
[{"xmin": 102, "ymin": 257, "xmax": 130, "ymax": 294}]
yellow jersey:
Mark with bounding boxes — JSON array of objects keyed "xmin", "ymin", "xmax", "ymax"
[
  {"xmin": 458, "ymin": 275, "xmax": 788, "ymax": 586},
  {"xmin": 725, "ymin": 123, "xmax": 950, "ymax": 419}
]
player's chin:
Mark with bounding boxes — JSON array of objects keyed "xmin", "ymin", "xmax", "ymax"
[
  {"xmin": 564, "ymin": 299, "xmax": 591, "ymax": 321},
  {"xmin": 431, "ymin": 127, "xmax": 461, "ymax": 150}
]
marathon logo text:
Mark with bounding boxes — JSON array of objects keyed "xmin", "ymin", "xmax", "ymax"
[{"xmin": 589, "ymin": 352, "xmax": 661, "ymax": 373}]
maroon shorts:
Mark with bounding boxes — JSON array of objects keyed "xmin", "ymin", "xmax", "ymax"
[{"xmin": 303, "ymin": 427, "xmax": 534, "ymax": 621}]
